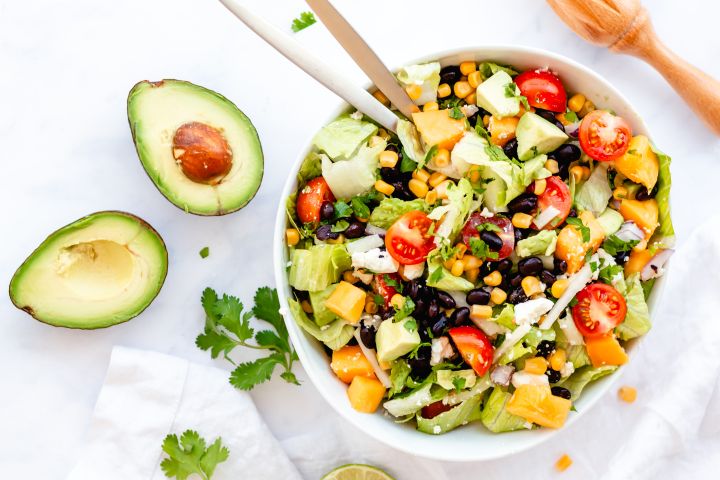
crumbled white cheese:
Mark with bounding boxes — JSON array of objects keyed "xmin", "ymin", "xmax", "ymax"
[
  {"xmin": 461, "ymin": 104, "xmax": 479, "ymax": 118},
  {"xmin": 361, "ymin": 314, "xmax": 382, "ymax": 329},
  {"xmin": 351, "ymin": 248, "xmax": 399, "ymax": 273},
  {"xmin": 514, "ymin": 298, "xmax": 554, "ymax": 326},
  {"xmin": 560, "ymin": 361, "xmax": 575, "ymax": 378},
  {"xmin": 350, "ymin": 110, "xmax": 363, "ymax": 120},
  {"xmin": 352, "ymin": 268, "xmax": 373, "ymax": 284},
  {"xmin": 511, "ymin": 371, "xmax": 549, "ymax": 388},
  {"xmin": 479, "ymin": 207, "xmax": 494, "ymax": 217},
  {"xmin": 403, "ymin": 262, "xmax": 425, "ymax": 280},
  {"xmin": 430, "ymin": 336, "xmax": 454, "ymax": 366},
  {"xmin": 433, "ymin": 425, "xmax": 442, "ymax": 434}
]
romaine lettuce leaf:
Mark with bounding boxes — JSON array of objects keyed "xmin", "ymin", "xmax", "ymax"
[
  {"xmin": 396, "ymin": 62, "xmax": 441, "ymax": 105},
  {"xmin": 297, "ymin": 151, "xmax": 323, "ymax": 183},
  {"xmin": 496, "ymin": 342, "xmax": 532, "ymax": 365},
  {"xmin": 480, "ymin": 387, "xmax": 528, "ymax": 433},
  {"xmin": 388, "ymin": 359, "xmax": 412, "ymax": 399},
  {"xmin": 308, "ymin": 284, "xmax": 339, "ymax": 326},
  {"xmin": 416, "ymin": 394, "xmax": 483, "ymax": 434},
  {"xmin": 575, "ymin": 163, "xmax": 612, "ymax": 216},
  {"xmin": 616, "ymin": 273, "xmax": 651, "ymax": 340},
  {"xmin": 516, "ymin": 230, "xmax": 558, "ymax": 257},
  {"xmin": 322, "ymin": 140, "xmax": 385, "ymax": 200},
  {"xmin": 477, "ymin": 61, "xmax": 518, "ymax": 81},
  {"xmin": 651, "ymin": 146, "xmax": 674, "ymax": 245},
  {"xmin": 396, "ymin": 118, "xmax": 426, "ymax": 163},
  {"xmin": 288, "ymin": 244, "xmax": 351, "ymax": 291},
  {"xmin": 558, "ymin": 365, "xmax": 616, "ymax": 400},
  {"xmin": 312, "ymin": 116, "xmax": 378, "ymax": 159},
  {"xmin": 553, "ymin": 321, "xmax": 590, "ymax": 369},
  {"xmin": 367, "ymin": 197, "xmax": 430, "ymax": 229},
  {"xmin": 430, "ymin": 178, "xmax": 477, "ymax": 242},
  {"xmin": 494, "ymin": 304, "xmax": 516, "ymax": 331},
  {"xmin": 288, "ymin": 298, "xmax": 354, "ymax": 350},
  {"xmin": 426, "ymin": 256, "xmax": 475, "ymax": 292},
  {"xmin": 383, "ymin": 381, "xmax": 447, "ymax": 417}
]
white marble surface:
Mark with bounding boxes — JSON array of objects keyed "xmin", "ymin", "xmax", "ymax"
[{"xmin": 1, "ymin": 0, "xmax": 718, "ymax": 478}]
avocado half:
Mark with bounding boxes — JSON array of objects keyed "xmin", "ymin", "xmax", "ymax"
[
  {"xmin": 127, "ymin": 79, "xmax": 264, "ymax": 215},
  {"xmin": 9, "ymin": 211, "xmax": 168, "ymax": 329}
]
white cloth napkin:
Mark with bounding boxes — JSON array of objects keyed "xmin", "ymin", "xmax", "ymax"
[{"xmin": 67, "ymin": 346, "xmax": 301, "ymax": 480}]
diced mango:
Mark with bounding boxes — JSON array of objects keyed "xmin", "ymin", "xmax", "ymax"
[
  {"xmin": 619, "ymin": 199, "xmax": 658, "ymax": 240},
  {"xmin": 325, "ymin": 281, "xmax": 366, "ymax": 324},
  {"xmin": 555, "ymin": 211, "xmax": 605, "ymax": 274},
  {"xmin": 412, "ymin": 109, "xmax": 467, "ymax": 151},
  {"xmin": 331, "ymin": 345, "xmax": 375, "ymax": 384},
  {"xmin": 585, "ymin": 334, "xmax": 628, "ymax": 368},
  {"xmin": 615, "ymin": 135, "xmax": 659, "ymax": 191},
  {"xmin": 506, "ymin": 384, "xmax": 572, "ymax": 429},
  {"xmin": 618, "ymin": 386, "xmax": 637, "ymax": 403},
  {"xmin": 488, "ymin": 115, "xmax": 519, "ymax": 147},
  {"xmin": 624, "ymin": 248, "xmax": 654, "ymax": 277},
  {"xmin": 347, "ymin": 375, "xmax": 386, "ymax": 413},
  {"xmin": 555, "ymin": 454, "xmax": 573, "ymax": 472}
]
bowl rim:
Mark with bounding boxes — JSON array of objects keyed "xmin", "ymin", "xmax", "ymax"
[{"xmin": 273, "ymin": 44, "xmax": 667, "ymax": 462}]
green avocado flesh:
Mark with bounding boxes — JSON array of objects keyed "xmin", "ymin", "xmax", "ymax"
[
  {"xmin": 127, "ymin": 79, "xmax": 263, "ymax": 215},
  {"xmin": 9, "ymin": 211, "xmax": 168, "ymax": 329}
]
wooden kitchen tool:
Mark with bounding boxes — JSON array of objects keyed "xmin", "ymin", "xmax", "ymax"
[{"xmin": 548, "ymin": 0, "xmax": 720, "ymax": 135}]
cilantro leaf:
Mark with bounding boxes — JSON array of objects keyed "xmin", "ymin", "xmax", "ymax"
[
  {"xmin": 449, "ymin": 106, "xmax": 465, "ymax": 119},
  {"xmin": 602, "ymin": 235, "xmax": 640, "ymax": 256},
  {"xmin": 598, "ymin": 264, "xmax": 624, "ymax": 285},
  {"xmin": 564, "ymin": 110, "xmax": 579, "ymax": 123},
  {"xmin": 331, "ymin": 220, "xmax": 349, "ymax": 233},
  {"xmin": 469, "ymin": 237, "xmax": 499, "ymax": 260},
  {"xmin": 504, "ymin": 83, "xmax": 529, "ymax": 110},
  {"xmin": 566, "ymin": 217, "xmax": 590, "ymax": 242},
  {"xmin": 229, "ymin": 354, "xmax": 284, "ymax": 390},
  {"xmin": 403, "ymin": 318, "xmax": 418, "ymax": 332},
  {"xmin": 383, "ymin": 274, "xmax": 401, "ymax": 289},
  {"xmin": 291, "ymin": 11, "xmax": 316, "ymax": 32},
  {"xmin": 252, "ymin": 287, "xmax": 287, "ymax": 337},
  {"xmin": 160, "ymin": 430, "xmax": 229, "ymax": 480},
  {"xmin": 199, "ymin": 247, "xmax": 210, "ymax": 259},
  {"xmin": 420, "ymin": 145, "xmax": 438, "ymax": 170},
  {"xmin": 351, "ymin": 197, "xmax": 371, "ymax": 220},
  {"xmin": 476, "ymin": 223, "xmax": 501, "ymax": 233},
  {"xmin": 333, "ymin": 200, "xmax": 352, "ymax": 219},
  {"xmin": 452, "ymin": 376, "xmax": 466, "ymax": 393},
  {"xmin": 395, "ymin": 298, "xmax": 415, "ymax": 322}
]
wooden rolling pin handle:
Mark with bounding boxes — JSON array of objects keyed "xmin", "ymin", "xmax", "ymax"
[{"xmin": 611, "ymin": 8, "xmax": 720, "ymax": 135}]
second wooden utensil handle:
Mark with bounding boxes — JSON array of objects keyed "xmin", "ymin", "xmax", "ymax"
[{"xmin": 612, "ymin": 8, "xmax": 720, "ymax": 135}]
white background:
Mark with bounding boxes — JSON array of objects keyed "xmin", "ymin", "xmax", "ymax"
[{"xmin": 1, "ymin": 0, "xmax": 718, "ymax": 478}]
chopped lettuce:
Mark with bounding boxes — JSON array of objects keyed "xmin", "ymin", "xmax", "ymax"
[
  {"xmin": 297, "ymin": 151, "xmax": 323, "ymax": 183},
  {"xmin": 616, "ymin": 274, "xmax": 651, "ymax": 340},
  {"xmin": 523, "ymin": 326, "xmax": 556, "ymax": 348},
  {"xmin": 493, "ymin": 304, "xmax": 516, "ymax": 331},
  {"xmin": 497, "ymin": 342, "xmax": 532, "ymax": 365},
  {"xmin": 480, "ymin": 387, "xmax": 528, "ymax": 433},
  {"xmin": 288, "ymin": 244, "xmax": 351, "ymax": 291},
  {"xmin": 426, "ymin": 257, "xmax": 475, "ymax": 292},
  {"xmin": 417, "ymin": 394, "xmax": 483, "ymax": 435},
  {"xmin": 575, "ymin": 163, "xmax": 612, "ymax": 215},
  {"xmin": 429, "ymin": 178, "xmax": 477, "ymax": 242},
  {"xmin": 288, "ymin": 298, "xmax": 354, "ymax": 350},
  {"xmin": 383, "ymin": 381, "xmax": 447, "ymax": 417},
  {"xmin": 651, "ymin": 146, "xmax": 674, "ymax": 245},
  {"xmin": 449, "ymin": 131, "xmax": 491, "ymax": 177},
  {"xmin": 396, "ymin": 118, "xmax": 426, "ymax": 163},
  {"xmin": 322, "ymin": 139, "xmax": 385, "ymax": 200},
  {"xmin": 477, "ymin": 61, "xmax": 518, "ymax": 81},
  {"xmin": 308, "ymin": 284, "xmax": 339, "ymax": 326},
  {"xmin": 553, "ymin": 321, "xmax": 590, "ymax": 369},
  {"xmin": 389, "ymin": 359, "xmax": 412, "ymax": 399},
  {"xmin": 367, "ymin": 197, "xmax": 430, "ymax": 229},
  {"xmin": 558, "ymin": 365, "xmax": 616, "ymax": 400},
  {"xmin": 396, "ymin": 62, "xmax": 441, "ymax": 105},
  {"xmin": 516, "ymin": 230, "xmax": 558, "ymax": 257},
  {"xmin": 312, "ymin": 116, "xmax": 378, "ymax": 159}
]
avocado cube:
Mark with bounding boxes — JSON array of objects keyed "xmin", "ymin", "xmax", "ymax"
[
  {"xmin": 324, "ymin": 281, "xmax": 366, "ymax": 324},
  {"xmin": 516, "ymin": 112, "xmax": 568, "ymax": 160},
  {"xmin": 376, "ymin": 318, "xmax": 421, "ymax": 363},
  {"xmin": 436, "ymin": 369, "xmax": 477, "ymax": 390},
  {"xmin": 597, "ymin": 208, "xmax": 625, "ymax": 237},
  {"xmin": 475, "ymin": 71, "xmax": 520, "ymax": 118}
]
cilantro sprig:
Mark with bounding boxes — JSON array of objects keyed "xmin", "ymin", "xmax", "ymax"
[
  {"xmin": 469, "ymin": 237, "xmax": 499, "ymax": 261},
  {"xmin": 566, "ymin": 217, "xmax": 590, "ymax": 242},
  {"xmin": 196, "ymin": 287, "xmax": 299, "ymax": 390},
  {"xmin": 602, "ymin": 235, "xmax": 640, "ymax": 256},
  {"xmin": 160, "ymin": 430, "xmax": 229, "ymax": 480},
  {"xmin": 291, "ymin": 11, "xmax": 316, "ymax": 32}
]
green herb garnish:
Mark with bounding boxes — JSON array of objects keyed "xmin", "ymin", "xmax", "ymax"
[
  {"xmin": 199, "ymin": 247, "xmax": 210, "ymax": 259},
  {"xmin": 291, "ymin": 11, "xmax": 316, "ymax": 32},
  {"xmin": 161, "ymin": 430, "xmax": 229, "ymax": 480},
  {"xmin": 566, "ymin": 217, "xmax": 590, "ymax": 242}
]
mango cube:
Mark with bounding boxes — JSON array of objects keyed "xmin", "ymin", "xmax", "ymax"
[{"xmin": 324, "ymin": 281, "xmax": 366, "ymax": 324}]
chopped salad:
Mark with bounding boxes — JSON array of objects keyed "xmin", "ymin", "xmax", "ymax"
[{"xmin": 284, "ymin": 59, "xmax": 673, "ymax": 434}]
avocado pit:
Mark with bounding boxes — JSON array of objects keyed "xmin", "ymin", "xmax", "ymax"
[{"xmin": 172, "ymin": 121, "xmax": 233, "ymax": 184}]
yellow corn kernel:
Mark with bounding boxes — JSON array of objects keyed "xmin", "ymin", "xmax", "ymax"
[
  {"xmin": 343, "ymin": 270, "xmax": 358, "ymax": 284},
  {"xmin": 286, "ymin": 228, "xmax": 300, "ymax": 246},
  {"xmin": 443, "ymin": 258, "xmax": 455, "ymax": 270},
  {"xmin": 551, "ymin": 278, "xmax": 569, "ymax": 298},
  {"xmin": 425, "ymin": 189, "xmax": 438, "ymax": 205},
  {"xmin": 490, "ymin": 287, "xmax": 507, "ymax": 304},
  {"xmin": 555, "ymin": 112, "xmax": 571, "ymax": 126},
  {"xmin": 459, "ymin": 61, "xmax": 476, "ymax": 76},
  {"xmin": 301, "ymin": 300, "xmax": 313, "ymax": 314},
  {"xmin": 570, "ymin": 165, "xmax": 590, "ymax": 183},
  {"xmin": 468, "ymin": 70, "xmax": 483, "ymax": 89},
  {"xmin": 533, "ymin": 178, "xmax": 547, "ymax": 195},
  {"xmin": 470, "ymin": 304, "xmax": 493, "ymax": 321},
  {"xmin": 549, "ymin": 348, "xmax": 567, "ymax": 371},
  {"xmin": 455, "ymin": 243, "xmax": 468, "ymax": 259},
  {"xmin": 435, "ymin": 180, "xmax": 451, "ymax": 199},
  {"xmin": 453, "ymin": 80, "xmax": 473, "ymax": 99},
  {"xmin": 429, "ymin": 172, "xmax": 448, "ymax": 188},
  {"xmin": 451, "ymin": 260, "xmax": 465, "ymax": 277},
  {"xmin": 618, "ymin": 386, "xmax": 637, "ymax": 403},
  {"xmin": 524, "ymin": 357, "xmax": 548, "ymax": 375},
  {"xmin": 423, "ymin": 101, "xmax": 439, "ymax": 112},
  {"xmin": 374, "ymin": 179, "xmax": 395, "ymax": 196},
  {"xmin": 379, "ymin": 150, "xmax": 399, "ymax": 168},
  {"xmin": 545, "ymin": 159, "xmax": 560, "ymax": 174},
  {"xmin": 390, "ymin": 294, "xmax": 405, "ymax": 310},
  {"xmin": 368, "ymin": 135, "xmax": 385, "ymax": 148},
  {"xmin": 484, "ymin": 270, "xmax": 502, "ymax": 287},
  {"xmin": 555, "ymin": 454, "xmax": 573, "ymax": 472},
  {"xmin": 613, "ymin": 186, "xmax": 629, "ymax": 200},
  {"xmin": 326, "ymin": 234, "xmax": 345, "ymax": 244},
  {"xmin": 405, "ymin": 84, "xmax": 423, "ymax": 101},
  {"xmin": 412, "ymin": 168, "xmax": 430, "ymax": 183},
  {"xmin": 364, "ymin": 299, "xmax": 378, "ymax": 314},
  {"xmin": 568, "ymin": 93, "xmax": 586, "ymax": 113},
  {"xmin": 433, "ymin": 148, "xmax": 451, "ymax": 168},
  {"xmin": 465, "ymin": 92, "xmax": 477, "ymax": 105},
  {"xmin": 465, "ymin": 267, "xmax": 480, "ymax": 283},
  {"xmin": 463, "ymin": 255, "xmax": 482, "ymax": 271},
  {"xmin": 512, "ymin": 212, "xmax": 533, "ymax": 229},
  {"xmin": 483, "ymin": 114, "xmax": 490, "ymax": 127},
  {"xmin": 437, "ymin": 83, "xmax": 452, "ymax": 98},
  {"xmin": 578, "ymin": 99, "xmax": 596, "ymax": 117},
  {"xmin": 521, "ymin": 276, "xmax": 543, "ymax": 297},
  {"xmin": 373, "ymin": 90, "xmax": 390, "ymax": 106},
  {"xmin": 409, "ymin": 178, "xmax": 429, "ymax": 198}
]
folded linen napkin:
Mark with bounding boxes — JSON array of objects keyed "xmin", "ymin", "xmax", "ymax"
[{"xmin": 67, "ymin": 346, "xmax": 301, "ymax": 480}]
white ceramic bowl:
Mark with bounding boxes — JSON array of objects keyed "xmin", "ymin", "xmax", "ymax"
[{"xmin": 273, "ymin": 46, "xmax": 666, "ymax": 462}]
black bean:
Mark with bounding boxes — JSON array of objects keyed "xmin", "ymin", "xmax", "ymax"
[
  {"xmin": 509, "ymin": 273, "xmax": 523, "ymax": 288},
  {"xmin": 466, "ymin": 288, "xmax": 490, "ymax": 305},
  {"xmin": 635, "ymin": 185, "xmax": 658, "ymax": 201},
  {"xmin": 496, "ymin": 258, "xmax": 513, "ymax": 273},
  {"xmin": 507, "ymin": 193, "xmax": 538, "ymax": 214},
  {"xmin": 344, "ymin": 221, "xmax": 365, "ymax": 239},
  {"xmin": 359, "ymin": 324, "xmax": 376, "ymax": 350},
  {"xmin": 440, "ymin": 65, "xmax": 461, "ymax": 85},
  {"xmin": 536, "ymin": 340, "xmax": 556, "ymax": 357},
  {"xmin": 507, "ymin": 287, "xmax": 528, "ymax": 304},
  {"xmin": 554, "ymin": 258, "xmax": 568, "ymax": 274},
  {"xmin": 408, "ymin": 345, "xmax": 432, "ymax": 379},
  {"xmin": 404, "ymin": 280, "xmax": 421, "ymax": 300},
  {"xmin": 540, "ymin": 270, "xmax": 557, "ymax": 285},
  {"xmin": 315, "ymin": 224, "xmax": 339, "ymax": 241},
  {"xmin": 390, "ymin": 181, "xmax": 414, "ymax": 200},
  {"xmin": 427, "ymin": 299, "xmax": 440, "ymax": 319},
  {"xmin": 320, "ymin": 201, "xmax": 335, "ymax": 221},
  {"xmin": 546, "ymin": 369, "xmax": 562, "ymax": 384},
  {"xmin": 551, "ymin": 386, "xmax": 572, "ymax": 400},
  {"xmin": 385, "ymin": 144, "xmax": 399, "ymax": 153},
  {"xmin": 414, "ymin": 298, "xmax": 427, "ymax": 317},
  {"xmin": 503, "ymin": 138, "xmax": 518, "ymax": 159},
  {"xmin": 514, "ymin": 228, "xmax": 529, "ymax": 244},
  {"xmin": 380, "ymin": 167, "xmax": 401, "ymax": 183},
  {"xmin": 518, "ymin": 257, "xmax": 544, "ymax": 276},
  {"xmin": 451, "ymin": 306, "xmax": 470, "ymax": 326},
  {"xmin": 436, "ymin": 291, "xmax": 456, "ymax": 309},
  {"xmin": 535, "ymin": 108, "xmax": 565, "ymax": 131},
  {"xmin": 549, "ymin": 144, "xmax": 581, "ymax": 165},
  {"xmin": 431, "ymin": 315, "xmax": 450, "ymax": 337},
  {"xmin": 480, "ymin": 231, "xmax": 504, "ymax": 251},
  {"xmin": 568, "ymin": 208, "xmax": 577, "ymax": 219},
  {"xmin": 614, "ymin": 252, "xmax": 630, "ymax": 265}
]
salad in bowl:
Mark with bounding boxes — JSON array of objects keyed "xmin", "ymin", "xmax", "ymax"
[{"xmin": 281, "ymin": 55, "xmax": 673, "ymax": 438}]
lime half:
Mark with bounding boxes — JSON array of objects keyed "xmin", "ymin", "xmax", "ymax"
[{"xmin": 321, "ymin": 464, "xmax": 395, "ymax": 480}]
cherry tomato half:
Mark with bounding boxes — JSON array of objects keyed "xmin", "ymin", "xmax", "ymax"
[
  {"xmin": 461, "ymin": 212, "xmax": 515, "ymax": 261},
  {"xmin": 515, "ymin": 70, "xmax": 567, "ymax": 113},
  {"xmin": 532, "ymin": 176, "xmax": 572, "ymax": 230},
  {"xmin": 385, "ymin": 211, "xmax": 434, "ymax": 265},
  {"xmin": 373, "ymin": 273, "xmax": 400, "ymax": 308},
  {"xmin": 572, "ymin": 283, "xmax": 627, "ymax": 338},
  {"xmin": 448, "ymin": 326, "xmax": 494, "ymax": 376},
  {"xmin": 296, "ymin": 176, "xmax": 335, "ymax": 224},
  {"xmin": 421, "ymin": 401, "xmax": 453, "ymax": 419},
  {"xmin": 578, "ymin": 110, "xmax": 632, "ymax": 162}
]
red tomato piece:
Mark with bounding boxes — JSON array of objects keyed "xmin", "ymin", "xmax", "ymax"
[
  {"xmin": 385, "ymin": 211, "xmax": 435, "ymax": 265},
  {"xmin": 373, "ymin": 273, "xmax": 400, "ymax": 307},
  {"xmin": 532, "ymin": 176, "xmax": 572, "ymax": 230},
  {"xmin": 515, "ymin": 70, "xmax": 567, "ymax": 112},
  {"xmin": 578, "ymin": 110, "xmax": 632, "ymax": 162},
  {"xmin": 421, "ymin": 401, "xmax": 453, "ymax": 420},
  {"xmin": 572, "ymin": 283, "xmax": 627, "ymax": 338},
  {"xmin": 461, "ymin": 212, "xmax": 515, "ymax": 261},
  {"xmin": 296, "ymin": 176, "xmax": 335, "ymax": 224},
  {"xmin": 448, "ymin": 326, "xmax": 494, "ymax": 376}
]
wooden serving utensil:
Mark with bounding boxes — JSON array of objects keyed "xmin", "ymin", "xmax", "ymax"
[{"xmin": 547, "ymin": 0, "xmax": 720, "ymax": 135}]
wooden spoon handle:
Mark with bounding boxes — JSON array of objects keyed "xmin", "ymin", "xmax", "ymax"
[{"xmin": 612, "ymin": 8, "xmax": 720, "ymax": 135}]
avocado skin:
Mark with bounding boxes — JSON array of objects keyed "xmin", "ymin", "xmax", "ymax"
[
  {"xmin": 8, "ymin": 211, "xmax": 168, "ymax": 329},
  {"xmin": 127, "ymin": 79, "xmax": 264, "ymax": 216}
]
